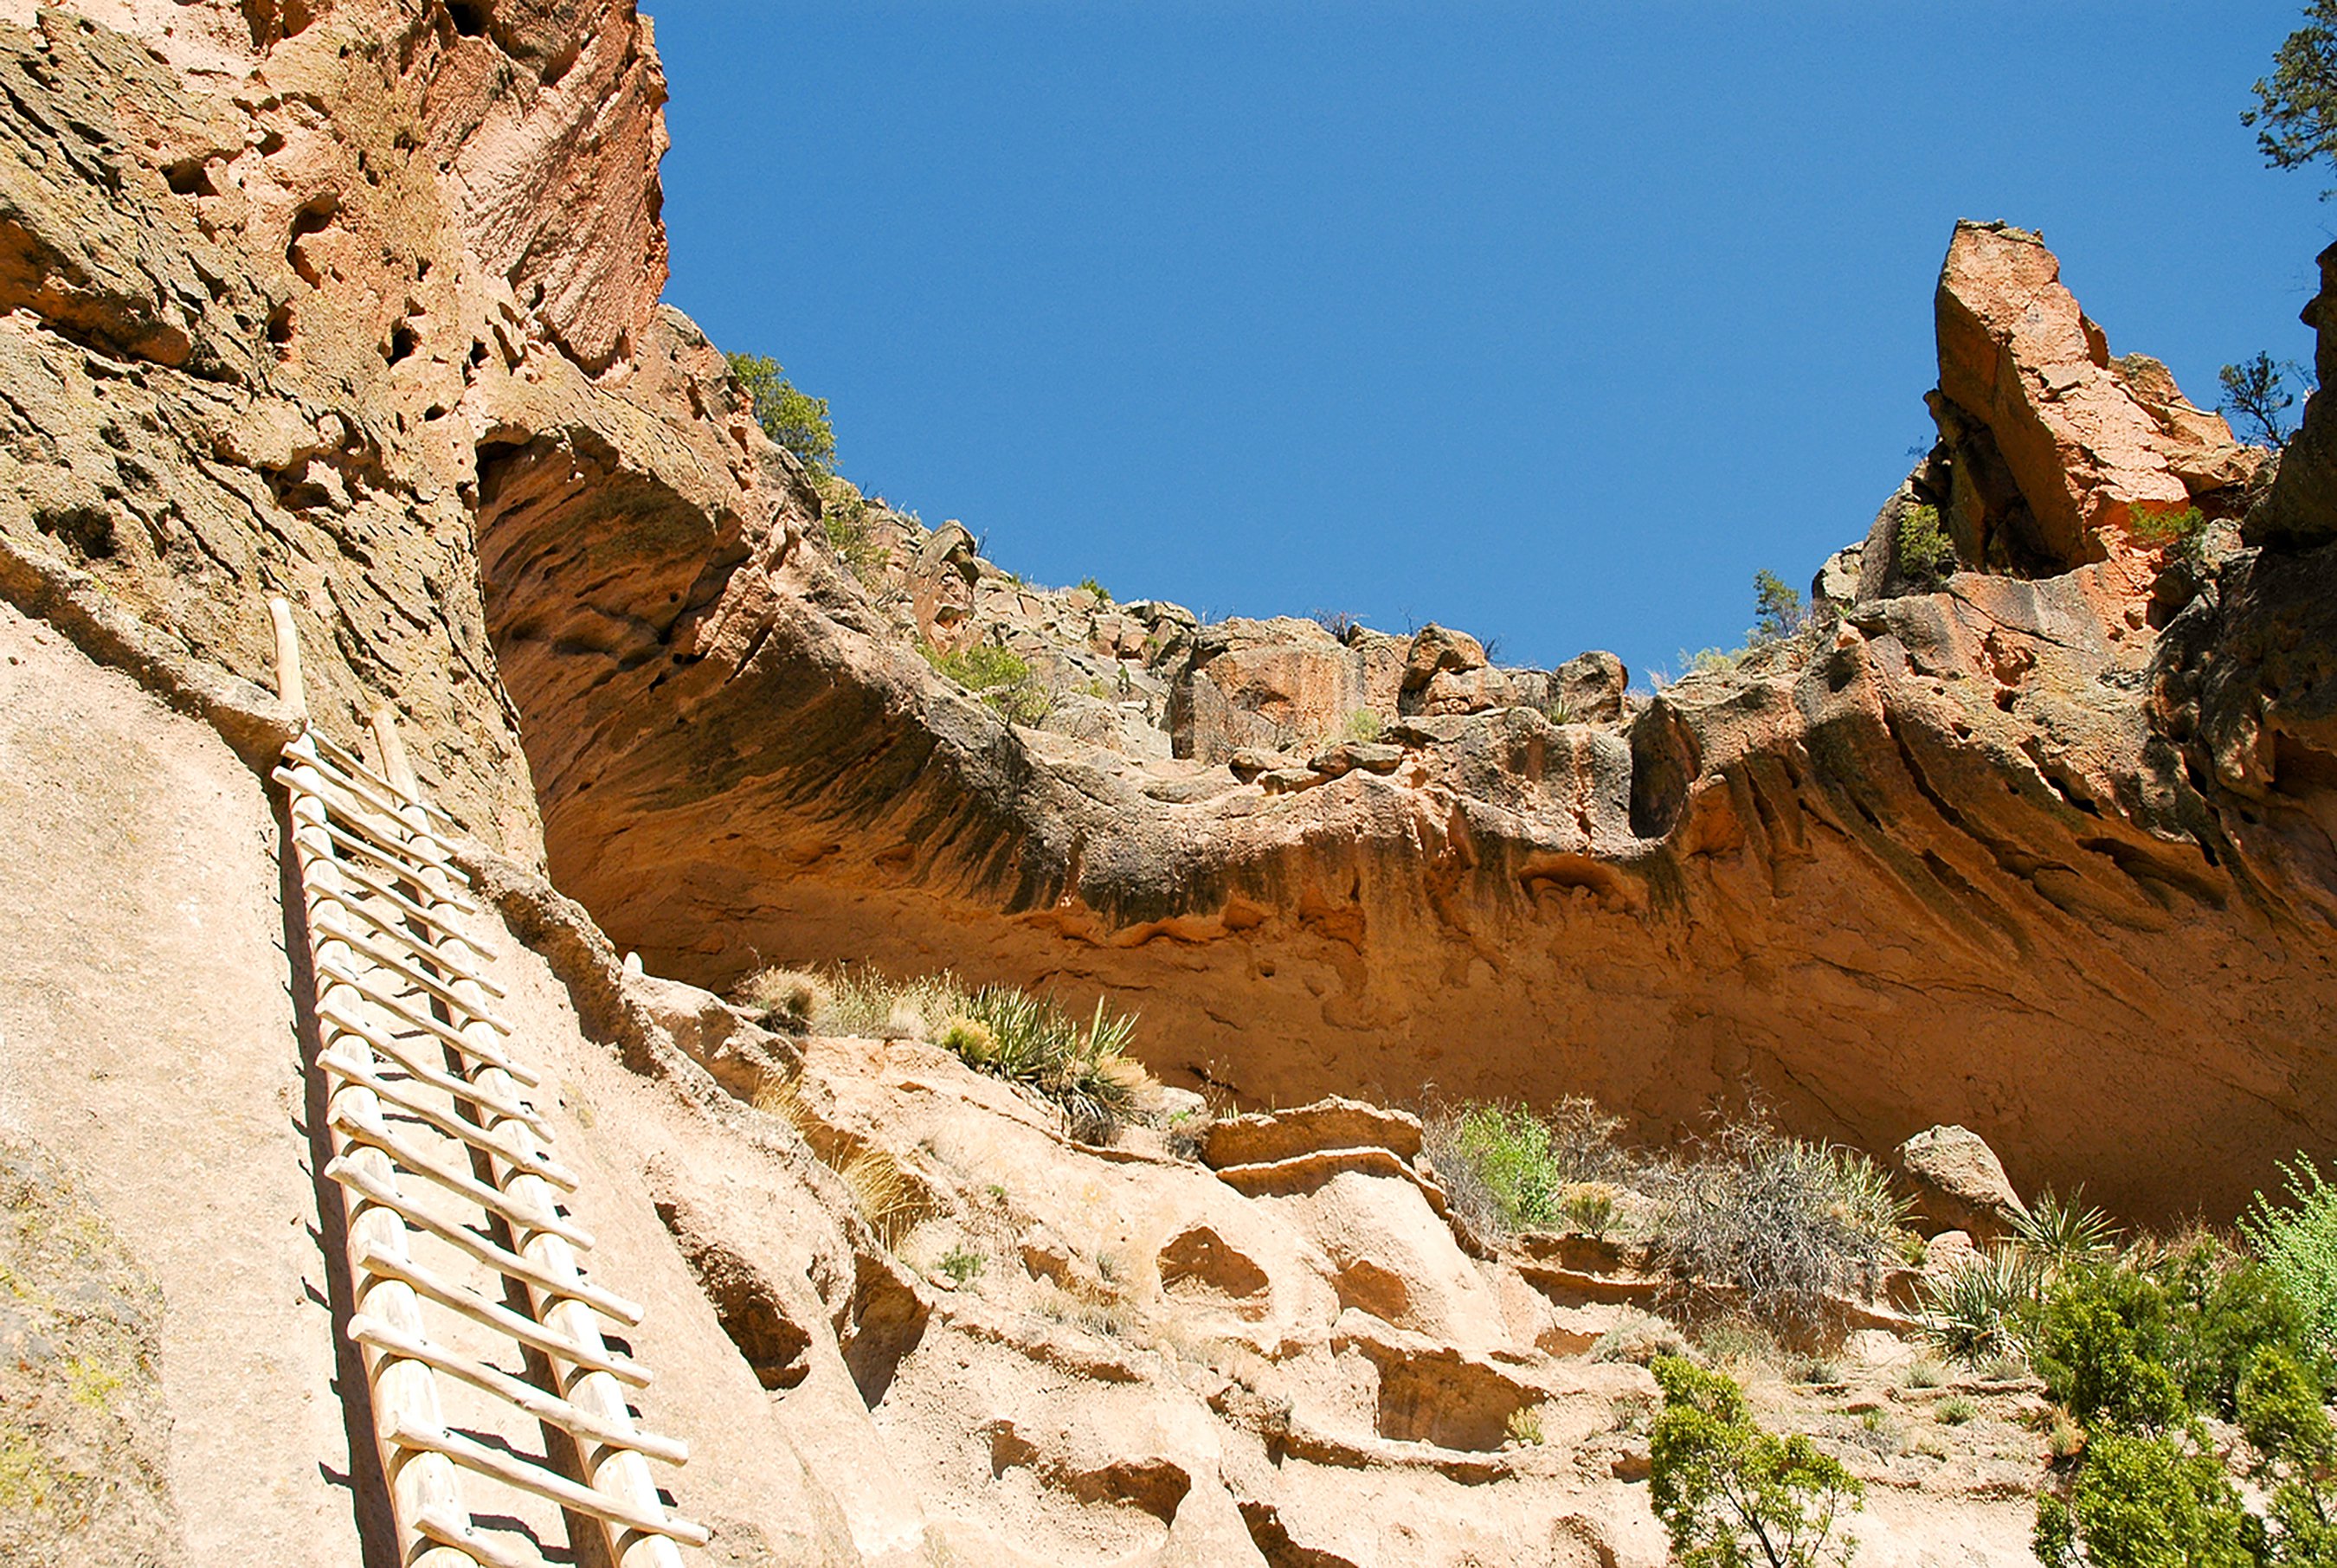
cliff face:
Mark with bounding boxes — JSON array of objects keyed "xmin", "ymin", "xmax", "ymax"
[
  {"xmin": 494, "ymin": 223, "xmax": 2337, "ymax": 1222},
  {"xmin": 6, "ymin": 4, "xmax": 2337, "ymax": 1564},
  {"xmin": 3, "ymin": 0, "xmax": 2331, "ymax": 1225}
]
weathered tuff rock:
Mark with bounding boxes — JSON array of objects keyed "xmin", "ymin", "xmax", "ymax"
[
  {"xmin": 3, "ymin": 0, "xmax": 2332, "ymax": 1228},
  {"xmin": 1896, "ymin": 1125, "xmax": 2030, "ymax": 1244},
  {"xmin": 1931, "ymin": 219, "xmax": 2262, "ymax": 571}
]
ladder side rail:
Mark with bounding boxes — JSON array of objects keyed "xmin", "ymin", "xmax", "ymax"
[
  {"xmin": 370, "ymin": 711, "xmax": 696, "ymax": 1567},
  {"xmin": 285, "ymin": 751, "xmax": 485, "ymax": 1568}
]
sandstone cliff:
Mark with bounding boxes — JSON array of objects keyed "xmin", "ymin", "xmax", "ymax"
[{"xmin": 2, "ymin": 3, "xmax": 2335, "ymax": 1562}]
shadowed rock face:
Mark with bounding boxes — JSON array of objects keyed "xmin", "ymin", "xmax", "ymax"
[{"xmin": 0, "ymin": 2, "xmax": 2330, "ymax": 1223}]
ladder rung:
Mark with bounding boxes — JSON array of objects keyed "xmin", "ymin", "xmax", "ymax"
[
  {"xmin": 316, "ymin": 1038, "xmax": 550, "ymax": 1139},
  {"xmin": 386, "ymin": 1418, "xmax": 710, "ymax": 1546},
  {"xmin": 293, "ymin": 743, "xmax": 465, "ymax": 840},
  {"xmin": 319, "ymin": 983, "xmax": 531, "ymax": 1085},
  {"xmin": 320, "ymin": 1057, "xmax": 576, "ymax": 1192},
  {"xmin": 293, "ymin": 819, "xmax": 449, "ymax": 903},
  {"xmin": 300, "ymin": 821, "xmax": 486, "ymax": 916},
  {"xmin": 327, "ymin": 852, "xmax": 481, "ymax": 931},
  {"xmin": 301, "ymin": 729, "xmax": 459, "ymax": 823},
  {"xmin": 280, "ymin": 766, "xmax": 447, "ymax": 868},
  {"xmin": 327, "ymin": 1160, "xmax": 634, "ymax": 1324},
  {"xmin": 357, "ymin": 1243, "xmax": 648, "ymax": 1388},
  {"xmin": 317, "ymin": 913, "xmax": 511, "ymax": 1007},
  {"xmin": 410, "ymin": 1506, "xmax": 535, "ymax": 1568},
  {"xmin": 274, "ymin": 765, "xmax": 470, "ymax": 866},
  {"xmin": 350, "ymin": 1315, "xmax": 683, "ymax": 1462},
  {"xmin": 332, "ymin": 1105, "xmax": 591, "ymax": 1250},
  {"xmin": 310, "ymin": 889, "xmax": 505, "ymax": 995}
]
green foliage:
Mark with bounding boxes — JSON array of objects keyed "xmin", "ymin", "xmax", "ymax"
[
  {"xmin": 2244, "ymin": 1156, "xmax": 2337, "ymax": 1353},
  {"xmin": 726, "ymin": 352, "xmax": 836, "ymax": 474},
  {"xmin": 1077, "ymin": 575, "xmax": 1112, "ymax": 603},
  {"xmin": 2220, "ymin": 351, "xmax": 2308, "ymax": 447},
  {"xmin": 2029, "ymin": 1262, "xmax": 2186, "ymax": 1430},
  {"xmin": 919, "ymin": 640, "xmax": 1055, "ymax": 726},
  {"xmin": 1679, "ymin": 646, "xmax": 1743, "ymax": 678},
  {"xmin": 1896, "ymin": 503, "xmax": 1956, "ymax": 588},
  {"xmin": 2129, "ymin": 504, "xmax": 2210, "ymax": 569},
  {"xmin": 2015, "ymin": 1190, "xmax": 2122, "ymax": 1272},
  {"xmin": 2239, "ymin": 1349, "xmax": 2337, "ymax": 1565},
  {"xmin": 2246, "ymin": 1, "xmax": 2337, "ymax": 196},
  {"xmin": 1425, "ymin": 1098, "xmax": 1626, "ymax": 1238},
  {"xmin": 1505, "ymin": 1404, "xmax": 1546, "ymax": 1446},
  {"xmin": 940, "ymin": 1243, "xmax": 984, "ymax": 1286},
  {"xmin": 2028, "ymin": 1233, "xmax": 2337, "ymax": 1568},
  {"xmin": 1935, "ymin": 1394, "xmax": 1978, "ymax": 1426},
  {"xmin": 1649, "ymin": 1356, "xmax": 1864, "ymax": 1568},
  {"xmin": 1562, "ymin": 1182, "xmax": 1619, "ymax": 1240},
  {"xmin": 1752, "ymin": 569, "xmax": 1806, "ymax": 644},
  {"xmin": 1337, "ymin": 708, "xmax": 1384, "ymax": 743},
  {"xmin": 2036, "ymin": 1427, "xmax": 2261, "ymax": 1568}
]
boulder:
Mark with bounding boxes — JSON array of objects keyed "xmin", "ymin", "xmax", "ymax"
[
  {"xmin": 1933, "ymin": 220, "xmax": 2258, "ymax": 570},
  {"xmin": 1550, "ymin": 650, "xmax": 1628, "ymax": 724},
  {"xmin": 1403, "ymin": 624, "xmax": 1488, "ymax": 691},
  {"xmin": 1896, "ymin": 1125, "xmax": 2029, "ymax": 1242}
]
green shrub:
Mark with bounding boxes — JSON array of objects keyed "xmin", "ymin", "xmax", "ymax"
[
  {"xmin": 2035, "ymin": 1426, "xmax": 2260, "ymax": 1568},
  {"xmin": 727, "ymin": 352, "xmax": 835, "ymax": 475},
  {"xmin": 1935, "ymin": 1394, "xmax": 1979, "ymax": 1426},
  {"xmin": 2129, "ymin": 503, "xmax": 2210, "ymax": 569},
  {"xmin": 1562, "ymin": 1182, "xmax": 1619, "ymax": 1240},
  {"xmin": 1425, "ymin": 1097, "xmax": 1625, "ymax": 1239},
  {"xmin": 1077, "ymin": 575, "xmax": 1112, "ymax": 603},
  {"xmin": 1649, "ymin": 1356, "xmax": 1864, "ymax": 1568},
  {"xmin": 2027, "ymin": 1236, "xmax": 2337, "ymax": 1568},
  {"xmin": 2243, "ymin": 1155, "xmax": 2337, "ymax": 1353},
  {"xmin": 940, "ymin": 1243, "xmax": 984, "ymax": 1286},
  {"xmin": 1896, "ymin": 502, "xmax": 1956, "ymax": 588},
  {"xmin": 1340, "ymin": 708, "xmax": 1384, "ymax": 743}
]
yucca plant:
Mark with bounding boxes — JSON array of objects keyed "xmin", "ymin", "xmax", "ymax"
[
  {"xmin": 2012, "ymin": 1188, "xmax": 2120, "ymax": 1270},
  {"xmin": 1920, "ymin": 1248, "xmax": 2042, "ymax": 1366}
]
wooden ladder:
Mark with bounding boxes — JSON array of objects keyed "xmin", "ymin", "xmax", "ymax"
[{"xmin": 269, "ymin": 601, "xmax": 705, "ymax": 1567}]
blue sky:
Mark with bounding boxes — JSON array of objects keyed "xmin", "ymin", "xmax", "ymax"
[{"xmin": 653, "ymin": 3, "xmax": 2334, "ymax": 682}]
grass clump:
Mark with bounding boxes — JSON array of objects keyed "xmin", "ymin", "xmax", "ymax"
[
  {"xmin": 919, "ymin": 639, "xmax": 1054, "ymax": 726},
  {"xmin": 940, "ymin": 1243, "xmax": 984, "ymax": 1286},
  {"xmin": 1646, "ymin": 1123, "xmax": 1913, "ymax": 1340},
  {"xmin": 840, "ymin": 1147, "xmax": 924, "ymax": 1251},
  {"xmin": 737, "ymin": 965, "xmax": 1151, "ymax": 1138},
  {"xmin": 1339, "ymin": 708, "xmax": 1384, "ymax": 743},
  {"xmin": 736, "ymin": 966, "xmax": 829, "ymax": 1031},
  {"xmin": 1650, "ymin": 1355, "xmax": 1864, "ymax": 1568},
  {"xmin": 1935, "ymin": 1394, "xmax": 1979, "ymax": 1426},
  {"xmin": 1504, "ymin": 1404, "xmax": 1546, "ymax": 1446}
]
